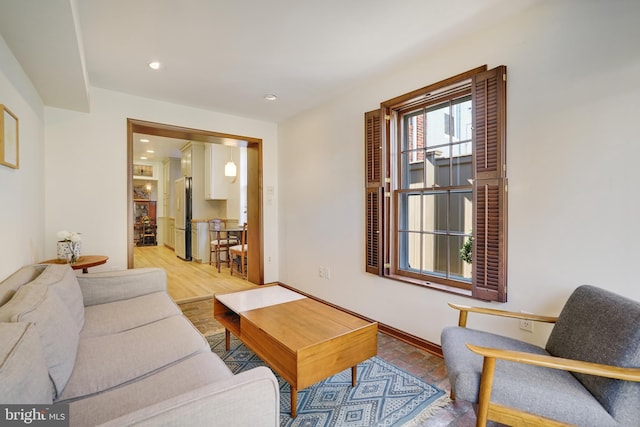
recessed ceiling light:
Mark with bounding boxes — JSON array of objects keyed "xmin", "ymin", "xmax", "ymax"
[
  {"xmin": 140, "ymin": 138, "xmax": 150, "ymax": 143},
  {"xmin": 140, "ymin": 156, "xmax": 148, "ymax": 160},
  {"xmin": 146, "ymin": 150, "xmax": 155, "ymax": 153},
  {"xmin": 264, "ymin": 94, "xmax": 277, "ymax": 101},
  {"xmin": 148, "ymin": 61, "xmax": 162, "ymax": 70}
]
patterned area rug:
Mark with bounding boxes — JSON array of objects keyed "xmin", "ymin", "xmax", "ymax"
[{"xmin": 207, "ymin": 333, "xmax": 449, "ymax": 427}]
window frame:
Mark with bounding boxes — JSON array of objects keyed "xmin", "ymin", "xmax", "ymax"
[
  {"xmin": 394, "ymin": 93, "xmax": 474, "ymax": 289},
  {"xmin": 365, "ymin": 65, "xmax": 508, "ymax": 302}
]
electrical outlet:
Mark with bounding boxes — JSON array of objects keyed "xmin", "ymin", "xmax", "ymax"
[
  {"xmin": 519, "ymin": 314, "xmax": 534, "ymax": 333},
  {"xmin": 324, "ymin": 267, "xmax": 331, "ymax": 280},
  {"xmin": 318, "ymin": 266, "xmax": 324, "ymax": 278}
]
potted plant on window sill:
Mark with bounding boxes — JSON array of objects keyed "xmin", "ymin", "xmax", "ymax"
[{"xmin": 460, "ymin": 236, "xmax": 473, "ymax": 264}]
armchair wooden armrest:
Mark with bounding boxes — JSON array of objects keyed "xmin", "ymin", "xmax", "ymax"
[
  {"xmin": 448, "ymin": 303, "xmax": 558, "ymax": 327},
  {"xmin": 466, "ymin": 343, "xmax": 640, "ymax": 427},
  {"xmin": 467, "ymin": 344, "xmax": 640, "ymax": 382}
]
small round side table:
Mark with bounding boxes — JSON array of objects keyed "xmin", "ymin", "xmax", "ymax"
[{"xmin": 39, "ymin": 255, "xmax": 109, "ymax": 274}]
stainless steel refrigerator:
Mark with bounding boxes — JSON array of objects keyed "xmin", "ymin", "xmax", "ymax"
[{"xmin": 174, "ymin": 176, "xmax": 192, "ymax": 261}]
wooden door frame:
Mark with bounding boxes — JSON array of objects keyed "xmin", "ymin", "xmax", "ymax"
[{"xmin": 127, "ymin": 118, "xmax": 264, "ymax": 284}]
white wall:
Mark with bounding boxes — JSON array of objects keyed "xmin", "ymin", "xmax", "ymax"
[
  {"xmin": 44, "ymin": 87, "xmax": 279, "ymax": 282},
  {"xmin": 278, "ymin": 0, "xmax": 640, "ymax": 345},
  {"xmin": 0, "ymin": 35, "xmax": 45, "ymax": 280}
]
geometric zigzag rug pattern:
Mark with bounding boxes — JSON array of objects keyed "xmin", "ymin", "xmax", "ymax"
[{"xmin": 208, "ymin": 333, "xmax": 450, "ymax": 427}]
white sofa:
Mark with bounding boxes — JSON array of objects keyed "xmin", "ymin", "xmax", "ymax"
[{"xmin": 0, "ymin": 264, "xmax": 279, "ymax": 426}]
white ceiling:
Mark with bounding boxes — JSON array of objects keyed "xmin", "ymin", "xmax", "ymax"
[
  {"xmin": 0, "ymin": 0, "xmax": 540, "ymax": 122},
  {"xmin": 132, "ymin": 133, "xmax": 186, "ymax": 163}
]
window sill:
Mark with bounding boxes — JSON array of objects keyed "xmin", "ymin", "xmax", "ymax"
[{"xmin": 386, "ymin": 273, "xmax": 473, "ymax": 298}]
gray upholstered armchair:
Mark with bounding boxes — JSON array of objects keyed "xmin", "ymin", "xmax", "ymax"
[{"xmin": 441, "ymin": 285, "xmax": 640, "ymax": 426}]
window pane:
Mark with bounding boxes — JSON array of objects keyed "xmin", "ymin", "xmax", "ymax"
[
  {"xmin": 422, "ymin": 193, "xmax": 447, "ymax": 233},
  {"xmin": 404, "ymin": 112, "xmax": 424, "ymax": 169},
  {"xmin": 449, "ymin": 191, "xmax": 473, "ymax": 233},
  {"xmin": 451, "ymin": 234, "xmax": 472, "ymax": 282},
  {"xmin": 403, "ymin": 152, "xmax": 424, "ymax": 188},
  {"xmin": 426, "ymin": 104, "xmax": 449, "ymax": 148},
  {"xmin": 399, "ymin": 192, "xmax": 422, "ymax": 232},
  {"xmin": 423, "ymin": 233, "xmax": 447, "ymax": 277},
  {"xmin": 404, "ymin": 112, "xmax": 423, "ymax": 152},
  {"xmin": 451, "ymin": 98, "xmax": 472, "ymax": 142},
  {"xmin": 399, "ymin": 230, "xmax": 421, "ymax": 272},
  {"xmin": 427, "ymin": 148, "xmax": 447, "ymax": 187},
  {"xmin": 451, "ymin": 143, "xmax": 473, "ymax": 187}
]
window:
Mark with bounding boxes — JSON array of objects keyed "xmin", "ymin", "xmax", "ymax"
[
  {"xmin": 398, "ymin": 95, "xmax": 473, "ymax": 286},
  {"xmin": 365, "ymin": 66, "xmax": 508, "ymax": 302}
]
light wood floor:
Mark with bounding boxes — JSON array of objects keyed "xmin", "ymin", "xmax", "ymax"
[{"xmin": 133, "ymin": 245, "xmax": 258, "ymax": 303}]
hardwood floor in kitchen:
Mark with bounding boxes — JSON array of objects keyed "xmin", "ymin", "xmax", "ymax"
[
  {"xmin": 134, "ymin": 244, "xmax": 481, "ymax": 426},
  {"xmin": 133, "ymin": 244, "xmax": 257, "ymax": 303}
]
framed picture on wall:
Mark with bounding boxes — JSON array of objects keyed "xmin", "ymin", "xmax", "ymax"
[
  {"xmin": 0, "ymin": 104, "xmax": 19, "ymax": 169},
  {"xmin": 133, "ymin": 184, "xmax": 150, "ymax": 200}
]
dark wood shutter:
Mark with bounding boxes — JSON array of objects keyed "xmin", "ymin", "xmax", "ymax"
[
  {"xmin": 473, "ymin": 179, "xmax": 507, "ymax": 301},
  {"xmin": 365, "ymin": 109, "xmax": 383, "ymax": 275},
  {"xmin": 472, "ymin": 66, "xmax": 507, "ymax": 302}
]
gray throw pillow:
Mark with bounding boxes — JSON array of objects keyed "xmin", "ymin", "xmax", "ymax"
[
  {"xmin": 0, "ymin": 282, "xmax": 80, "ymax": 398},
  {"xmin": 0, "ymin": 322, "xmax": 53, "ymax": 403}
]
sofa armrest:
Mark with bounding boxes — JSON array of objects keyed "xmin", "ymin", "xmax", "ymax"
[
  {"xmin": 96, "ymin": 366, "xmax": 280, "ymax": 427},
  {"xmin": 448, "ymin": 303, "xmax": 558, "ymax": 327},
  {"xmin": 77, "ymin": 268, "xmax": 167, "ymax": 306}
]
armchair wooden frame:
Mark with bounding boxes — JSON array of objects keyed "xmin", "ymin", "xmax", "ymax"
[{"xmin": 448, "ymin": 303, "xmax": 640, "ymax": 427}]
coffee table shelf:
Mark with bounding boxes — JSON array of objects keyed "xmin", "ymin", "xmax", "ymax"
[{"xmin": 214, "ymin": 309, "xmax": 240, "ymax": 335}]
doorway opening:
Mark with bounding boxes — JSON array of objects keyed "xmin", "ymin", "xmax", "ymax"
[{"xmin": 127, "ymin": 118, "xmax": 264, "ymax": 285}]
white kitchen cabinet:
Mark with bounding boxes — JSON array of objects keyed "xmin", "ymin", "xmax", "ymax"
[
  {"xmin": 191, "ymin": 225, "xmax": 199, "ymax": 262},
  {"xmin": 189, "ymin": 221, "xmax": 211, "ymax": 263},
  {"xmin": 159, "ymin": 158, "xmax": 180, "ymax": 248},
  {"xmin": 204, "ymin": 144, "xmax": 229, "ymax": 200},
  {"xmin": 181, "ymin": 144, "xmax": 192, "ymax": 177},
  {"xmin": 175, "ymin": 228, "xmax": 186, "ymax": 259},
  {"xmin": 166, "ymin": 218, "xmax": 175, "ymax": 249}
]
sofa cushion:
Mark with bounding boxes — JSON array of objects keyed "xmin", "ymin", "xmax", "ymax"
[
  {"xmin": 81, "ymin": 292, "xmax": 181, "ymax": 337},
  {"xmin": 442, "ymin": 326, "xmax": 550, "ymax": 402},
  {"xmin": 0, "ymin": 282, "xmax": 80, "ymax": 398},
  {"xmin": 546, "ymin": 285, "xmax": 640, "ymax": 424},
  {"xmin": 77, "ymin": 268, "xmax": 167, "ymax": 306},
  {"xmin": 0, "ymin": 322, "xmax": 53, "ymax": 404},
  {"xmin": 68, "ymin": 352, "xmax": 232, "ymax": 426},
  {"xmin": 31, "ymin": 264, "xmax": 84, "ymax": 330},
  {"xmin": 57, "ymin": 314, "xmax": 210, "ymax": 402},
  {"xmin": 0, "ymin": 264, "xmax": 46, "ymax": 306}
]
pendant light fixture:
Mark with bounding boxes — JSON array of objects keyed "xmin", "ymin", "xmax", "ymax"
[{"xmin": 224, "ymin": 148, "xmax": 237, "ymax": 178}]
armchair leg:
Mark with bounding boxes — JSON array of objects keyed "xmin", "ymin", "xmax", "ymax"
[{"xmin": 476, "ymin": 356, "xmax": 496, "ymax": 427}]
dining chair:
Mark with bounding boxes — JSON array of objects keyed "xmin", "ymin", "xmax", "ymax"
[
  {"xmin": 229, "ymin": 222, "xmax": 247, "ymax": 278},
  {"xmin": 208, "ymin": 219, "xmax": 238, "ymax": 272},
  {"xmin": 137, "ymin": 216, "xmax": 157, "ymax": 246}
]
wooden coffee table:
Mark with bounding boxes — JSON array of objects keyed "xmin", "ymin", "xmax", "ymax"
[{"xmin": 214, "ymin": 286, "xmax": 378, "ymax": 417}]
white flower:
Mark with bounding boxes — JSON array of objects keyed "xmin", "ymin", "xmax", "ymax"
[{"xmin": 58, "ymin": 230, "xmax": 82, "ymax": 242}]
